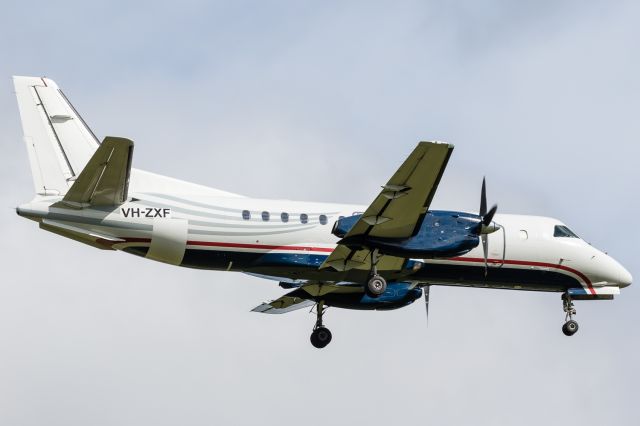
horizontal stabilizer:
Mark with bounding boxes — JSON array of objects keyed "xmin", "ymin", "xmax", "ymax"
[
  {"xmin": 39, "ymin": 219, "xmax": 123, "ymax": 250},
  {"xmin": 59, "ymin": 137, "xmax": 134, "ymax": 208}
]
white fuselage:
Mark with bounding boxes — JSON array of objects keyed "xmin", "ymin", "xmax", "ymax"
[{"xmin": 17, "ymin": 190, "xmax": 632, "ymax": 296}]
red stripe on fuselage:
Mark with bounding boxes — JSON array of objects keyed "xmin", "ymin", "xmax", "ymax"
[
  {"xmin": 116, "ymin": 238, "xmax": 595, "ymax": 294},
  {"xmin": 449, "ymin": 256, "xmax": 596, "ymax": 295}
]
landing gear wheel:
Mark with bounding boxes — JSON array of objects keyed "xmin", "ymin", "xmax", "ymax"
[
  {"xmin": 365, "ymin": 249, "xmax": 387, "ymax": 298},
  {"xmin": 562, "ymin": 320, "xmax": 579, "ymax": 336},
  {"xmin": 310, "ymin": 301, "xmax": 332, "ymax": 348},
  {"xmin": 561, "ymin": 292, "xmax": 579, "ymax": 336},
  {"xmin": 366, "ymin": 275, "xmax": 387, "ymax": 297},
  {"xmin": 310, "ymin": 327, "xmax": 332, "ymax": 348}
]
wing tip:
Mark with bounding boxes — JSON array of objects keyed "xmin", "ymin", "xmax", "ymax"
[
  {"xmin": 418, "ymin": 140, "xmax": 455, "ymax": 149},
  {"xmin": 102, "ymin": 136, "xmax": 135, "ymax": 147},
  {"xmin": 251, "ymin": 303, "xmax": 271, "ymax": 313}
]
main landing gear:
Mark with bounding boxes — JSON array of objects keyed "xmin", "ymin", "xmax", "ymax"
[
  {"xmin": 561, "ymin": 292, "xmax": 579, "ymax": 337},
  {"xmin": 310, "ymin": 301, "xmax": 332, "ymax": 349},
  {"xmin": 366, "ymin": 249, "xmax": 387, "ymax": 297}
]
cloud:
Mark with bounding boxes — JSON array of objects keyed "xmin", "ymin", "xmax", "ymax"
[{"xmin": 0, "ymin": 1, "xmax": 638, "ymax": 425}]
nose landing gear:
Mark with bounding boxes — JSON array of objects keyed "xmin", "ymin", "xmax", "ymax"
[
  {"xmin": 561, "ymin": 292, "xmax": 579, "ymax": 336},
  {"xmin": 310, "ymin": 301, "xmax": 332, "ymax": 349}
]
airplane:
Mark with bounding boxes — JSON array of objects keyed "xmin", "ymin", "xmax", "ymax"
[{"xmin": 12, "ymin": 76, "xmax": 632, "ymax": 348}]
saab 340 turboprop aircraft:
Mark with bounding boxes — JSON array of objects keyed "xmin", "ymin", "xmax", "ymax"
[{"xmin": 13, "ymin": 76, "xmax": 632, "ymax": 348}]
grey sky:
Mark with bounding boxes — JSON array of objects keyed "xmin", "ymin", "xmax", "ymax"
[{"xmin": 1, "ymin": 1, "xmax": 638, "ymax": 425}]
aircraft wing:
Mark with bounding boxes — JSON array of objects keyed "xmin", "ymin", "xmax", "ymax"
[
  {"xmin": 252, "ymin": 294, "xmax": 315, "ymax": 314},
  {"xmin": 251, "ymin": 283, "xmax": 365, "ymax": 314},
  {"xmin": 321, "ymin": 141, "xmax": 453, "ymax": 271},
  {"xmin": 321, "ymin": 245, "xmax": 407, "ymax": 272},
  {"xmin": 58, "ymin": 137, "xmax": 134, "ymax": 208}
]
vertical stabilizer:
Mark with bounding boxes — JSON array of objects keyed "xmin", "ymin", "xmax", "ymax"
[{"xmin": 13, "ymin": 76, "xmax": 100, "ymax": 196}]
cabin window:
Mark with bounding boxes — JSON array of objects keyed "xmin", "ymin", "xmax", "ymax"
[
  {"xmin": 262, "ymin": 211, "xmax": 270, "ymax": 221},
  {"xmin": 319, "ymin": 214, "xmax": 328, "ymax": 225},
  {"xmin": 553, "ymin": 225, "xmax": 578, "ymax": 238},
  {"xmin": 300, "ymin": 213, "xmax": 308, "ymax": 224},
  {"xmin": 281, "ymin": 212, "xmax": 289, "ymax": 223},
  {"xmin": 519, "ymin": 230, "xmax": 528, "ymax": 240},
  {"xmin": 242, "ymin": 210, "xmax": 251, "ymax": 220}
]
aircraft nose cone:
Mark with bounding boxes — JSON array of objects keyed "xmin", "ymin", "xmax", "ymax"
[{"xmin": 619, "ymin": 266, "xmax": 633, "ymax": 288}]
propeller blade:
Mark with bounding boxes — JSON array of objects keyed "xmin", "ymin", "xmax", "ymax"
[
  {"xmin": 482, "ymin": 204, "xmax": 498, "ymax": 226},
  {"xmin": 424, "ymin": 285, "xmax": 430, "ymax": 326},
  {"xmin": 478, "ymin": 178, "xmax": 497, "ymax": 277},
  {"xmin": 482, "ymin": 234, "xmax": 488, "ymax": 277},
  {"xmin": 480, "ymin": 177, "xmax": 487, "ymax": 217}
]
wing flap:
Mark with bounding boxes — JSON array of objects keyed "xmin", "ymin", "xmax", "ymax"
[
  {"xmin": 252, "ymin": 281, "xmax": 370, "ymax": 314},
  {"xmin": 320, "ymin": 247, "xmax": 406, "ymax": 271},
  {"xmin": 321, "ymin": 245, "xmax": 368, "ymax": 271}
]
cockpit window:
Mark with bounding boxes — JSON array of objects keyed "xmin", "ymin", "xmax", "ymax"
[{"xmin": 554, "ymin": 225, "xmax": 579, "ymax": 238}]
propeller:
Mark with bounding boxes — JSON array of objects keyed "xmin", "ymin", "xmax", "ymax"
[
  {"xmin": 479, "ymin": 177, "xmax": 498, "ymax": 276},
  {"xmin": 423, "ymin": 284, "xmax": 430, "ymax": 326}
]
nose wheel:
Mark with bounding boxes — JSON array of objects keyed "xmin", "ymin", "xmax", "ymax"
[
  {"xmin": 562, "ymin": 320, "xmax": 579, "ymax": 336},
  {"xmin": 366, "ymin": 249, "xmax": 387, "ymax": 297},
  {"xmin": 310, "ymin": 301, "xmax": 332, "ymax": 349},
  {"xmin": 561, "ymin": 292, "xmax": 579, "ymax": 336}
]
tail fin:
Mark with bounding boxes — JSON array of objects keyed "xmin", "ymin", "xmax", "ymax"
[{"xmin": 13, "ymin": 76, "xmax": 100, "ymax": 196}]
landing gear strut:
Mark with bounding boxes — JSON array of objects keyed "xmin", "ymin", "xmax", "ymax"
[
  {"xmin": 561, "ymin": 292, "xmax": 579, "ymax": 337},
  {"xmin": 366, "ymin": 249, "xmax": 387, "ymax": 297},
  {"xmin": 310, "ymin": 301, "xmax": 332, "ymax": 349}
]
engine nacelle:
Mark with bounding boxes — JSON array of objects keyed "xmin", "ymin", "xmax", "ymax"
[
  {"xmin": 334, "ymin": 210, "xmax": 481, "ymax": 259},
  {"xmin": 323, "ymin": 282, "xmax": 422, "ymax": 311},
  {"xmin": 332, "ymin": 214, "xmax": 360, "ymax": 238}
]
